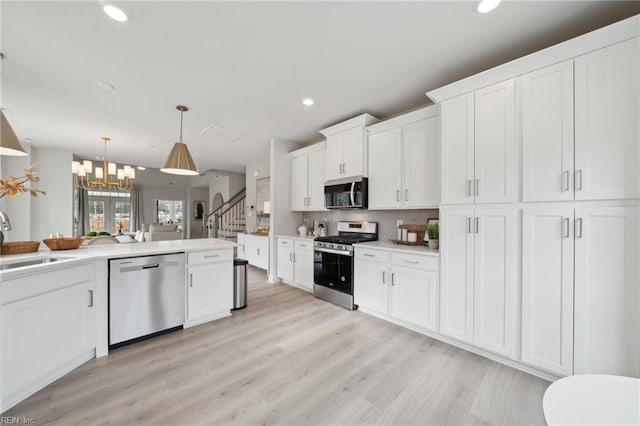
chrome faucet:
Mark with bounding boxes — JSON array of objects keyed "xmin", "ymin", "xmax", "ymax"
[{"xmin": 0, "ymin": 210, "xmax": 12, "ymax": 231}]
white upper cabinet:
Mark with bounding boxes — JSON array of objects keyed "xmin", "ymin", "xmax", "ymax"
[
  {"xmin": 574, "ymin": 38, "xmax": 640, "ymax": 201},
  {"xmin": 474, "ymin": 80, "xmax": 516, "ymax": 204},
  {"xmin": 441, "ymin": 93, "xmax": 475, "ymax": 205},
  {"xmin": 368, "ymin": 106, "xmax": 440, "ymax": 210},
  {"xmin": 289, "ymin": 142, "xmax": 326, "ymax": 211},
  {"xmin": 521, "ymin": 206, "xmax": 574, "ymax": 376},
  {"xmin": 522, "ymin": 60, "xmax": 575, "ymax": 202},
  {"xmin": 368, "ymin": 128, "xmax": 403, "ymax": 209},
  {"xmin": 320, "ymin": 114, "xmax": 379, "ymax": 181},
  {"xmin": 441, "ymin": 80, "xmax": 515, "ymax": 205}
]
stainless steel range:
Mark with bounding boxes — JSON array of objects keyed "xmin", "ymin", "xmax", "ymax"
[{"xmin": 313, "ymin": 221, "xmax": 378, "ymax": 310}]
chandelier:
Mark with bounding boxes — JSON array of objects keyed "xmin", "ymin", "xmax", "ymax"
[{"xmin": 72, "ymin": 137, "xmax": 135, "ymax": 191}]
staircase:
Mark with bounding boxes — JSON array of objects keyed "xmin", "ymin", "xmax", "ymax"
[{"xmin": 203, "ymin": 188, "xmax": 246, "ymax": 240}]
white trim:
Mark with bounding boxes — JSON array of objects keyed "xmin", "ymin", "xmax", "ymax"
[
  {"xmin": 318, "ymin": 113, "xmax": 380, "ymax": 137},
  {"xmin": 367, "ymin": 104, "xmax": 440, "ymax": 134},
  {"xmin": 426, "ymin": 15, "xmax": 640, "ymax": 103}
]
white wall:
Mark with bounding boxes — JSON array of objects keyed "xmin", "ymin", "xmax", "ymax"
[
  {"xmin": 0, "ymin": 145, "xmax": 32, "ymax": 242},
  {"xmin": 29, "ymin": 147, "xmax": 74, "ymax": 241},
  {"xmin": 268, "ymin": 138, "xmax": 304, "ymax": 282},
  {"xmin": 245, "ymin": 155, "xmax": 271, "ymax": 233}
]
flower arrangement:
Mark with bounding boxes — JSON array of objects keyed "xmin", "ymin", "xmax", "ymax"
[{"xmin": 0, "ymin": 164, "xmax": 46, "ymax": 199}]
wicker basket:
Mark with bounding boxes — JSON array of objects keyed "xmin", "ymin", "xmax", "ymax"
[
  {"xmin": 42, "ymin": 237, "xmax": 83, "ymax": 251},
  {"xmin": 0, "ymin": 241, "xmax": 41, "ymax": 255}
]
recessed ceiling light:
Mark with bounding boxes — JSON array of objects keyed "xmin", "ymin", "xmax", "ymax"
[
  {"xmin": 137, "ymin": 166, "xmax": 146, "ymax": 171},
  {"xmin": 475, "ymin": 0, "xmax": 501, "ymax": 14},
  {"xmin": 97, "ymin": 81, "xmax": 115, "ymax": 91},
  {"xmin": 302, "ymin": 98, "xmax": 315, "ymax": 106},
  {"xmin": 103, "ymin": 5, "xmax": 128, "ymax": 22}
]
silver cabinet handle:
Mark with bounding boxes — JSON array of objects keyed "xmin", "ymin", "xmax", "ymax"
[
  {"xmin": 467, "ymin": 217, "xmax": 472, "ymax": 234},
  {"xmin": 299, "ymin": 243, "xmax": 308, "ymax": 248},
  {"xmin": 475, "ymin": 179, "xmax": 480, "ymax": 197},
  {"xmin": 88, "ymin": 290, "xmax": 94, "ymax": 307},
  {"xmin": 391, "ymin": 273, "xmax": 396, "ymax": 286},
  {"xmin": 563, "ymin": 217, "xmax": 570, "ymax": 238},
  {"xmin": 382, "ymin": 270, "xmax": 386, "ymax": 284},
  {"xmin": 396, "ymin": 190, "xmax": 400, "ymax": 202},
  {"xmin": 339, "ymin": 164, "xmax": 342, "ymax": 175},
  {"xmin": 562, "ymin": 170, "xmax": 570, "ymax": 192},
  {"xmin": 307, "ymin": 197, "xmax": 311, "ymax": 207},
  {"xmin": 575, "ymin": 218, "xmax": 583, "ymax": 239},
  {"xmin": 575, "ymin": 170, "xmax": 583, "ymax": 191},
  {"xmin": 467, "ymin": 180, "xmax": 472, "ymax": 197},
  {"xmin": 342, "ymin": 163, "xmax": 346, "ymax": 174},
  {"xmin": 257, "ymin": 248, "xmax": 260, "ymax": 255},
  {"xmin": 405, "ymin": 189, "xmax": 409, "ymax": 202},
  {"xmin": 204, "ymin": 254, "xmax": 219, "ymax": 258},
  {"xmin": 363, "ymin": 253, "xmax": 375, "ymax": 257},
  {"xmin": 293, "ymin": 253, "xmax": 297, "ymax": 263},
  {"xmin": 189, "ymin": 273, "xmax": 193, "ymax": 288},
  {"xmin": 475, "ymin": 217, "xmax": 479, "ymax": 234},
  {"xmin": 289, "ymin": 252, "xmax": 293, "ymax": 262},
  {"xmin": 404, "ymin": 260, "xmax": 419, "ymax": 264}
]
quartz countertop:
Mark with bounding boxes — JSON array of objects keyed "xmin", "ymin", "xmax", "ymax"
[
  {"xmin": 353, "ymin": 240, "xmax": 439, "ymax": 256},
  {"xmin": 276, "ymin": 234, "xmax": 315, "ymax": 241},
  {"xmin": 0, "ymin": 238, "xmax": 236, "ymax": 279}
]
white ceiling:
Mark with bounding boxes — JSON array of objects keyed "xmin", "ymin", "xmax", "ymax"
[{"xmin": 2, "ymin": 1, "xmax": 639, "ymax": 174}]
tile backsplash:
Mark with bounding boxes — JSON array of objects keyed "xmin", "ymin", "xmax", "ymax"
[{"xmin": 302, "ymin": 209, "xmax": 439, "ymax": 241}]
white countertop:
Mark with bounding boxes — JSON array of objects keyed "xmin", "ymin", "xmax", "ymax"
[
  {"xmin": 353, "ymin": 240, "xmax": 439, "ymax": 256},
  {"xmin": 0, "ymin": 238, "xmax": 236, "ymax": 279},
  {"xmin": 276, "ymin": 234, "xmax": 315, "ymax": 241}
]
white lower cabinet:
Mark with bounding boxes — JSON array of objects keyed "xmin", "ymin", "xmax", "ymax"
[
  {"xmin": 186, "ymin": 250, "xmax": 233, "ymax": 327},
  {"xmin": 439, "ymin": 205, "xmax": 518, "ymax": 358},
  {"xmin": 521, "ymin": 205, "xmax": 640, "ymax": 377},
  {"xmin": 1, "ymin": 263, "xmax": 96, "ymax": 411},
  {"xmin": 276, "ymin": 237, "xmax": 314, "ymax": 292},
  {"xmin": 354, "ymin": 247, "xmax": 439, "ymax": 332},
  {"xmin": 245, "ymin": 234, "xmax": 269, "ymax": 270},
  {"xmin": 236, "ymin": 233, "xmax": 246, "ymax": 259}
]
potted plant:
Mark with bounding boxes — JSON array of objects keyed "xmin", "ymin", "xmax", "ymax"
[{"xmin": 427, "ymin": 221, "xmax": 439, "ymax": 250}]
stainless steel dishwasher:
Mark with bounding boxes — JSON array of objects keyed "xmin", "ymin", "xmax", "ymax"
[{"xmin": 109, "ymin": 253, "xmax": 185, "ymax": 346}]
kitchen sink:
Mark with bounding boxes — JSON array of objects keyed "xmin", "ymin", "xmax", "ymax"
[{"xmin": 0, "ymin": 257, "xmax": 61, "ymax": 271}]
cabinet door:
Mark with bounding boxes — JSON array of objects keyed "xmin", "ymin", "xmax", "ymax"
[
  {"xmin": 574, "ymin": 207, "xmax": 640, "ymax": 376},
  {"xmin": 368, "ymin": 128, "xmax": 402, "ymax": 209},
  {"xmin": 255, "ymin": 237, "xmax": 270, "ymax": 270},
  {"xmin": 390, "ymin": 266, "xmax": 438, "ymax": 331},
  {"xmin": 307, "ymin": 148, "xmax": 326, "ymax": 210},
  {"xmin": 522, "ymin": 61, "xmax": 574, "ymax": 202},
  {"xmin": 325, "ymin": 133, "xmax": 343, "ymax": 181},
  {"xmin": 277, "ymin": 239, "xmax": 294, "ymax": 282},
  {"xmin": 342, "ymin": 126, "xmax": 365, "ymax": 178},
  {"xmin": 293, "ymin": 243, "xmax": 314, "ymax": 291},
  {"xmin": 290, "ymin": 155, "xmax": 308, "ymax": 211},
  {"xmin": 1, "ymin": 280, "xmax": 94, "ymax": 406},
  {"xmin": 440, "ymin": 205, "xmax": 475, "ymax": 343},
  {"xmin": 473, "ymin": 205, "xmax": 517, "ymax": 358},
  {"xmin": 354, "ymin": 258, "xmax": 388, "ymax": 315},
  {"xmin": 575, "ymin": 38, "xmax": 640, "ymax": 201},
  {"xmin": 522, "ymin": 206, "xmax": 574, "ymax": 376},
  {"xmin": 188, "ymin": 262, "xmax": 233, "ymax": 321},
  {"xmin": 237, "ymin": 233, "xmax": 246, "ymax": 259},
  {"xmin": 441, "ymin": 93, "xmax": 475, "ymax": 205},
  {"xmin": 403, "ymin": 116, "xmax": 440, "ymax": 208},
  {"xmin": 474, "ymin": 80, "xmax": 516, "ymax": 204}
]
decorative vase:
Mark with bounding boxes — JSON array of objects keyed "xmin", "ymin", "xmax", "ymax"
[{"xmin": 429, "ymin": 239, "xmax": 439, "ymax": 250}]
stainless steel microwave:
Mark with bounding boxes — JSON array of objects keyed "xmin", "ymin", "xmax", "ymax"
[{"xmin": 324, "ymin": 176, "xmax": 368, "ymax": 209}]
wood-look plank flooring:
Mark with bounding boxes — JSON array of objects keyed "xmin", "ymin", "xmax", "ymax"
[{"xmin": 6, "ymin": 267, "xmax": 549, "ymax": 425}]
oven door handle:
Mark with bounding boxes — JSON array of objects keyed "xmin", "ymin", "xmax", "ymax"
[
  {"xmin": 350, "ymin": 182, "xmax": 356, "ymax": 207},
  {"xmin": 314, "ymin": 247, "xmax": 353, "ymax": 257}
]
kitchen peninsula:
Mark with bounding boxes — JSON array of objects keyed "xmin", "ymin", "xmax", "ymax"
[{"xmin": 0, "ymin": 238, "xmax": 236, "ymax": 412}]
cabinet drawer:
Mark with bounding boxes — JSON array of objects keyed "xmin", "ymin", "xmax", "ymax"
[
  {"xmin": 391, "ymin": 252, "xmax": 437, "ymax": 271},
  {"xmin": 278, "ymin": 238, "xmax": 294, "ymax": 248},
  {"xmin": 188, "ymin": 249, "xmax": 232, "ymax": 265},
  {"xmin": 294, "ymin": 240, "xmax": 313, "ymax": 251},
  {"xmin": 355, "ymin": 248, "xmax": 389, "ymax": 263}
]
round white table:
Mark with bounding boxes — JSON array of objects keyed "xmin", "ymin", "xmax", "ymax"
[{"xmin": 543, "ymin": 374, "xmax": 640, "ymax": 425}]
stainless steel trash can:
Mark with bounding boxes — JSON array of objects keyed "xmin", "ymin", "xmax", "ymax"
[{"xmin": 233, "ymin": 258, "xmax": 248, "ymax": 310}]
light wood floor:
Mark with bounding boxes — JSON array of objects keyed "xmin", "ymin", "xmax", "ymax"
[{"xmin": 6, "ymin": 267, "xmax": 549, "ymax": 425}]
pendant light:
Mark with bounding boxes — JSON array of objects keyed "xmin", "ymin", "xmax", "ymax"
[
  {"xmin": 0, "ymin": 111, "xmax": 28, "ymax": 156},
  {"xmin": 161, "ymin": 105, "xmax": 198, "ymax": 176}
]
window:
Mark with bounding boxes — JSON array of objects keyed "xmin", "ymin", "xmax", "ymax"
[
  {"xmin": 88, "ymin": 191, "xmax": 131, "ymax": 233},
  {"xmin": 156, "ymin": 200, "xmax": 183, "ymax": 224}
]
